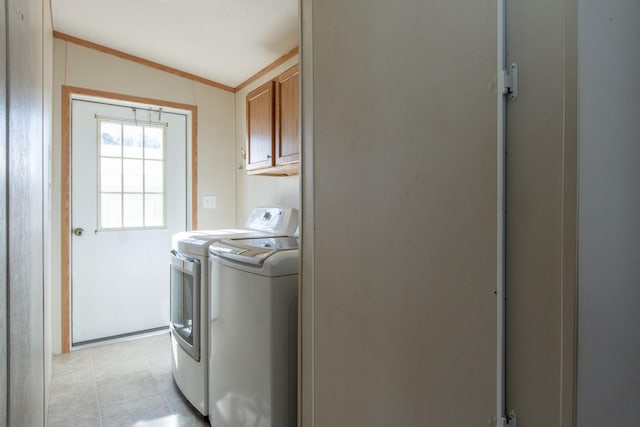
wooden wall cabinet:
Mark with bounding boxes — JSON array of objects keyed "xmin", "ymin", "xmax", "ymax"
[
  {"xmin": 246, "ymin": 64, "xmax": 299, "ymax": 175},
  {"xmin": 246, "ymin": 80, "xmax": 276, "ymax": 171}
]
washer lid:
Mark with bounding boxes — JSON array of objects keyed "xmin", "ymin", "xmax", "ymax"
[
  {"xmin": 173, "ymin": 229, "xmax": 267, "ymax": 256},
  {"xmin": 210, "ymin": 236, "xmax": 299, "ymax": 266}
]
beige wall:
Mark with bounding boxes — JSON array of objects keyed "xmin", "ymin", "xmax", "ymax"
[
  {"xmin": 505, "ymin": 0, "xmax": 577, "ymax": 425},
  {"xmin": 234, "ymin": 56, "xmax": 300, "ymax": 225},
  {"xmin": 51, "ymin": 39, "xmax": 237, "ymax": 353},
  {"xmin": 301, "ymin": 1, "xmax": 498, "ymax": 425},
  {"xmin": 302, "ymin": 1, "xmax": 580, "ymax": 426}
]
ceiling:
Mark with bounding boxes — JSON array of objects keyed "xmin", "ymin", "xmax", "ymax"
[{"xmin": 51, "ymin": 0, "xmax": 299, "ymax": 88}]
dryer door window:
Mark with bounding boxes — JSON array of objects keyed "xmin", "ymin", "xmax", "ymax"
[{"xmin": 169, "ymin": 250, "xmax": 200, "ymax": 361}]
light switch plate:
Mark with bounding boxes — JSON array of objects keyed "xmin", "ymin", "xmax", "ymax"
[{"xmin": 203, "ymin": 195, "xmax": 217, "ymax": 209}]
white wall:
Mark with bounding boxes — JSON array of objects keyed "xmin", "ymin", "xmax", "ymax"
[
  {"xmin": 577, "ymin": 1, "xmax": 640, "ymax": 425},
  {"xmin": 234, "ymin": 56, "xmax": 300, "ymax": 225},
  {"xmin": 51, "ymin": 40, "xmax": 237, "ymax": 353},
  {"xmin": 4, "ymin": 0, "xmax": 50, "ymax": 424},
  {"xmin": 0, "ymin": 1, "xmax": 7, "ymax": 422}
]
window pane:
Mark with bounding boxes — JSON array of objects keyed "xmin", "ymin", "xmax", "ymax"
[
  {"xmin": 144, "ymin": 160, "xmax": 163, "ymax": 193},
  {"xmin": 145, "ymin": 194, "xmax": 164, "ymax": 226},
  {"xmin": 123, "ymin": 194, "xmax": 143, "ymax": 227},
  {"xmin": 144, "ymin": 127, "xmax": 164, "ymax": 160},
  {"xmin": 100, "ymin": 194, "xmax": 122, "ymax": 228},
  {"xmin": 123, "ymin": 159, "xmax": 143, "ymax": 192},
  {"xmin": 100, "ymin": 158, "xmax": 121, "ymax": 192},
  {"xmin": 123, "ymin": 125, "xmax": 143, "ymax": 158},
  {"xmin": 97, "ymin": 119, "xmax": 167, "ymax": 230},
  {"xmin": 100, "ymin": 122, "xmax": 121, "ymax": 157}
]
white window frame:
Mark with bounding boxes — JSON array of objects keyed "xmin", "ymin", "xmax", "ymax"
[{"xmin": 96, "ymin": 117, "xmax": 168, "ymax": 231}]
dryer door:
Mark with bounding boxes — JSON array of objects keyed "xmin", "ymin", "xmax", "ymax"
[{"xmin": 169, "ymin": 250, "xmax": 201, "ymax": 361}]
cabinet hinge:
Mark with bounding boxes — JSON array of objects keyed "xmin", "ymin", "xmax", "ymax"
[
  {"xmin": 500, "ymin": 63, "xmax": 518, "ymax": 101},
  {"xmin": 500, "ymin": 411, "xmax": 517, "ymax": 427}
]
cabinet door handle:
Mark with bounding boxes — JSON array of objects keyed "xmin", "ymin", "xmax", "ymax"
[{"xmin": 267, "ymin": 155, "xmax": 271, "ymax": 159}]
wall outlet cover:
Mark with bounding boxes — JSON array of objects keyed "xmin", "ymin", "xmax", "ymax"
[{"xmin": 203, "ymin": 195, "xmax": 217, "ymax": 209}]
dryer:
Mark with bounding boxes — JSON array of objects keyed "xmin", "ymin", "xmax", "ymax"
[{"xmin": 169, "ymin": 207, "xmax": 297, "ymax": 416}]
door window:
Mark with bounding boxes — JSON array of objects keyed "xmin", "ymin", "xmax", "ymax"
[{"xmin": 97, "ymin": 120, "xmax": 166, "ymax": 230}]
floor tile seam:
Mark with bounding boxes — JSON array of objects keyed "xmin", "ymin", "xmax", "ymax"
[
  {"xmin": 93, "ymin": 372, "xmax": 152, "ymax": 386},
  {"xmin": 90, "ymin": 346, "xmax": 105, "ymax": 427},
  {"xmin": 96, "ymin": 350, "xmax": 164, "ymax": 410},
  {"xmin": 50, "ymin": 336, "xmax": 176, "ymax": 427},
  {"xmin": 159, "ymin": 387, "xmax": 179, "ymax": 418},
  {"xmin": 47, "ymin": 353, "xmax": 100, "ymax": 426},
  {"xmin": 92, "ymin": 351, "xmax": 148, "ymax": 368},
  {"xmin": 50, "ymin": 352, "xmax": 92, "ymax": 379},
  {"xmin": 141, "ymin": 338, "xmax": 170, "ymax": 392},
  {"xmin": 98, "ymin": 381, "xmax": 165, "ymax": 402},
  {"xmin": 98, "ymin": 390, "xmax": 168, "ymax": 417},
  {"xmin": 162, "ymin": 376, "xmax": 186, "ymax": 414},
  {"xmin": 141, "ymin": 338, "xmax": 157, "ymax": 370},
  {"xmin": 143, "ymin": 335, "xmax": 181, "ymax": 415},
  {"xmin": 93, "ymin": 361, "xmax": 154, "ymax": 381},
  {"xmin": 50, "ymin": 367, "xmax": 95, "ymax": 389}
]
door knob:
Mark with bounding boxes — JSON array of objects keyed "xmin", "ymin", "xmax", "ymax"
[{"xmin": 73, "ymin": 228, "xmax": 84, "ymax": 237}]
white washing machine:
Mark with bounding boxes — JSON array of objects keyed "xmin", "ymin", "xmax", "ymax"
[
  {"xmin": 169, "ymin": 207, "xmax": 298, "ymax": 416},
  {"xmin": 208, "ymin": 236, "xmax": 299, "ymax": 427}
]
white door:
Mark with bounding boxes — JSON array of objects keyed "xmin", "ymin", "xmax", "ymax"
[{"xmin": 71, "ymin": 98, "xmax": 188, "ymax": 345}]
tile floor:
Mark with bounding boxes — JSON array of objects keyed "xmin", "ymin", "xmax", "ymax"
[{"xmin": 47, "ymin": 332, "xmax": 210, "ymax": 427}]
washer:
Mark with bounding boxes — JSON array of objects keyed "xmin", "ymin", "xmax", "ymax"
[
  {"xmin": 208, "ymin": 236, "xmax": 299, "ymax": 427},
  {"xmin": 169, "ymin": 207, "xmax": 298, "ymax": 416}
]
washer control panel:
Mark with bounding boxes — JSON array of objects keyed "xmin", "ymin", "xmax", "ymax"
[{"xmin": 245, "ymin": 206, "xmax": 298, "ymax": 235}]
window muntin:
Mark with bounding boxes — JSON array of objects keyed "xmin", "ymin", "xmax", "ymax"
[{"xmin": 97, "ymin": 119, "xmax": 167, "ymax": 230}]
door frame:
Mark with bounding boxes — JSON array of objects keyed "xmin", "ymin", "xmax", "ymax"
[{"xmin": 61, "ymin": 85, "xmax": 198, "ymax": 353}]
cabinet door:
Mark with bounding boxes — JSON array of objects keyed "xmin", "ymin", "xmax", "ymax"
[
  {"xmin": 246, "ymin": 81, "xmax": 275, "ymax": 171},
  {"xmin": 276, "ymin": 64, "xmax": 300, "ymax": 165}
]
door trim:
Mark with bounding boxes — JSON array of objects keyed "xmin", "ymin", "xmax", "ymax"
[{"xmin": 61, "ymin": 85, "xmax": 198, "ymax": 353}]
